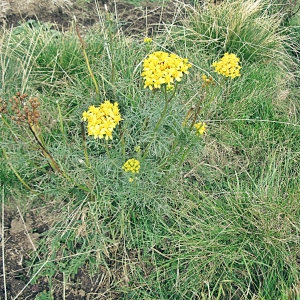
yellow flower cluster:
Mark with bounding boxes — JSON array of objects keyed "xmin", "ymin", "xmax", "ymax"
[
  {"xmin": 212, "ymin": 53, "xmax": 241, "ymax": 79},
  {"xmin": 144, "ymin": 37, "xmax": 152, "ymax": 43},
  {"xmin": 134, "ymin": 145, "xmax": 141, "ymax": 153},
  {"xmin": 82, "ymin": 101, "xmax": 122, "ymax": 140},
  {"xmin": 122, "ymin": 158, "xmax": 140, "ymax": 174},
  {"xmin": 141, "ymin": 51, "xmax": 191, "ymax": 90},
  {"xmin": 194, "ymin": 122, "xmax": 207, "ymax": 135}
]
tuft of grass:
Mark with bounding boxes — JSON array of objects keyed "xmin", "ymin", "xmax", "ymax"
[{"xmin": 173, "ymin": 0, "xmax": 292, "ymax": 64}]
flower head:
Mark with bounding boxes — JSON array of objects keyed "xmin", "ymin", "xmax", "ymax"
[
  {"xmin": 82, "ymin": 100, "xmax": 122, "ymax": 140},
  {"xmin": 144, "ymin": 37, "xmax": 152, "ymax": 43},
  {"xmin": 212, "ymin": 53, "xmax": 241, "ymax": 79},
  {"xmin": 122, "ymin": 158, "xmax": 140, "ymax": 174},
  {"xmin": 194, "ymin": 122, "xmax": 207, "ymax": 135},
  {"xmin": 134, "ymin": 146, "xmax": 141, "ymax": 153},
  {"xmin": 141, "ymin": 51, "xmax": 191, "ymax": 90}
]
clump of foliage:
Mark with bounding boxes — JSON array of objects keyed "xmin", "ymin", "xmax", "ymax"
[{"xmin": 0, "ymin": 0, "xmax": 299, "ymax": 299}]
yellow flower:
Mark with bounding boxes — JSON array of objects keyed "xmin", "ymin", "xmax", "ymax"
[
  {"xmin": 212, "ymin": 53, "xmax": 241, "ymax": 79},
  {"xmin": 144, "ymin": 37, "xmax": 152, "ymax": 43},
  {"xmin": 194, "ymin": 122, "xmax": 207, "ymax": 135},
  {"xmin": 122, "ymin": 158, "xmax": 140, "ymax": 174},
  {"xmin": 141, "ymin": 51, "xmax": 191, "ymax": 90},
  {"xmin": 82, "ymin": 100, "xmax": 122, "ymax": 140}
]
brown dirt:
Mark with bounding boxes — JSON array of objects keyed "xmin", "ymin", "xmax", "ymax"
[
  {"xmin": 0, "ymin": 207, "xmax": 50, "ymax": 299},
  {"xmin": 0, "ymin": 0, "xmax": 190, "ymax": 35},
  {"xmin": 0, "ymin": 205, "xmax": 131, "ymax": 299}
]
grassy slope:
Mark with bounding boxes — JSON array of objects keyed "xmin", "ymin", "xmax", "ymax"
[{"xmin": 0, "ymin": 0, "xmax": 299, "ymax": 299}]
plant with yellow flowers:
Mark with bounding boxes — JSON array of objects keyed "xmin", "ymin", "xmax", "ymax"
[
  {"xmin": 122, "ymin": 158, "xmax": 140, "ymax": 173},
  {"xmin": 212, "ymin": 53, "xmax": 241, "ymax": 79},
  {"xmin": 122, "ymin": 158, "xmax": 141, "ymax": 182},
  {"xmin": 138, "ymin": 49, "xmax": 211, "ymax": 182},
  {"xmin": 141, "ymin": 51, "xmax": 191, "ymax": 91},
  {"xmin": 139, "ymin": 51, "xmax": 193, "ymax": 162},
  {"xmin": 194, "ymin": 122, "xmax": 207, "ymax": 136},
  {"xmin": 182, "ymin": 53, "xmax": 241, "ymax": 141},
  {"xmin": 144, "ymin": 37, "xmax": 152, "ymax": 43},
  {"xmin": 82, "ymin": 101, "xmax": 122, "ymax": 140},
  {"xmin": 0, "ymin": 15, "xmax": 265, "ymax": 299}
]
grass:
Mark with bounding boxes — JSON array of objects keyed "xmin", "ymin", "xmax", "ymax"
[{"xmin": 1, "ymin": 0, "xmax": 299, "ymax": 299}]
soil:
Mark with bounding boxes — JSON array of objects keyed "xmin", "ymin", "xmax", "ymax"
[
  {"xmin": 0, "ymin": 0, "xmax": 190, "ymax": 35},
  {"xmin": 0, "ymin": 206, "xmax": 128, "ymax": 299},
  {"xmin": 0, "ymin": 207, "xmax": 49, "ymax": 299},
  {"xmin": 0, "ymin": 1, "xmax": 192, "ymax": 298}
]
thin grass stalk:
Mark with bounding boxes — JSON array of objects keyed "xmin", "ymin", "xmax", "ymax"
[
  {"xmin": 12, "ymin": 260, "xmax": 49, "ymax": 300},
  {"xmin": 76, "ymin": 25, "xmax": 99, "ymax": 100},
  {"xmin": 56, "ymin": 100, "xmax": 67, "ymax": 143},
  {"xmin": 119, "ymin": 123, "xmax": 126, "ymax": 163},
  {"xmin": 189, "ymin": 93, "xmax": 206, "ymax": 130}
]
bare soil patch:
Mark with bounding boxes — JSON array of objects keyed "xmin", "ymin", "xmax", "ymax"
[
  {"xmin": 1, "ymin": 0, "xmax": 188, "ymax": 35},
  {"xmin": 0, "ymin": 206, "xmax": 127, "ymax": 299},
  {"xmin": 0, "ymin": 207, "xmax": 50, "ymax": 299}
]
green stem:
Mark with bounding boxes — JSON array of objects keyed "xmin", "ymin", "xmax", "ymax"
[
  {"xmin": 168, "ymin": 83, "xmax": 179, "ymax": 103},
  {"xmin": 189, "ymin": 93, "xmax": 206, "ymax": 130},
  {"xmin": 142, "ymin": 100, "xmax": 168, "ymax": 160},
  {"xmin": 132, "ymin": 176, "xmax": 137, "ymax": 190},
  {"xmin": 142, "ymin": 84, "xmax": 178, "ymax": 160},
  {"xmin": 201, "ymin": 78, "xmax": 224, "ymax": 116},
  {"xmin": 178, "ymin": 144, "xmax": 194, "ymax": 167},
  {"xmin": 119, "ymin": 124, "xmax": 126, "ymax": 163},
  {"xmin": 57, "ymin": 101, "xmax": 67, "ymax": 143},
  {"xmin": 76, "ymin": 25, "xmax": 99, "ymax": 101},
  {"xmin": 154, "ymin": 96, "xmax": 169, "ymax": 132},
  {"xmin": 28, "ymin": 125, "xmax": 64, "ymax": 175},
  {"xmin": 158, "ymin": 84, "xmax": 178, "ymax": 130}
]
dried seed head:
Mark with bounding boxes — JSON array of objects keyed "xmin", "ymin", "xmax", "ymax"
[{"xmin": 4, "ymin": 92, "xmax": 41, "ymax": 126}]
